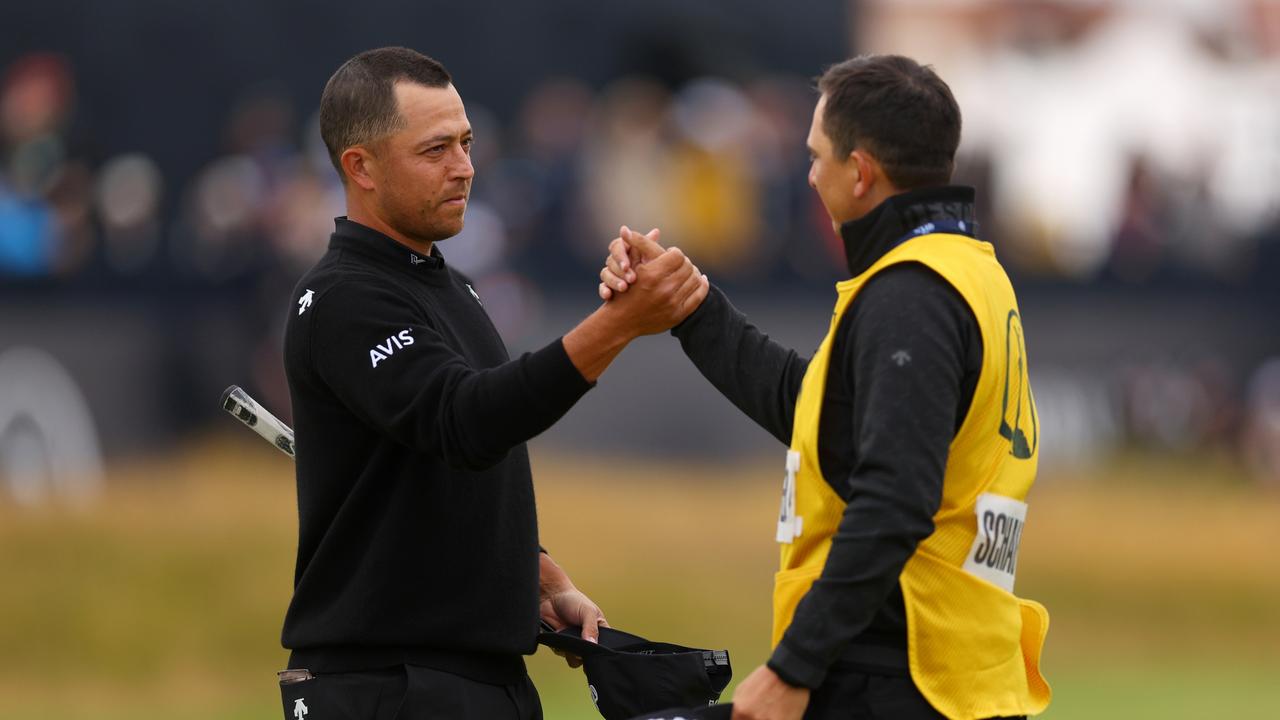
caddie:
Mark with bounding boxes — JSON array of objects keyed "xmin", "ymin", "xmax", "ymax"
[{"xmin": 600, "ymin": 54, "xmax": 1050, "ymax": 720}]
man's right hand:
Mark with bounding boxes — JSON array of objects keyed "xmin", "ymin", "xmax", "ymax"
[
  {"xmin": 599, "ymin": 226, "xmax": 707, "ymax": 336},
  {"xmin": 561, "ymin": 226, "xmax": 707, "ymax": 382}
]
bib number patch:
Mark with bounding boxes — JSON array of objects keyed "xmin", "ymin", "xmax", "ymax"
[
  {"xmin": 962, "ymin": 493, "xmax": 1027, "ymax": 592},
  {"xmin": 776, "ymin": 450, "xmax": 803, "ymax": 543}
]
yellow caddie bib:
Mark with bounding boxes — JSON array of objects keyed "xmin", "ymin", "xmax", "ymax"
[{"xmin": 771, "ymin": 232, "xmax": 1051, "ymax": 719}]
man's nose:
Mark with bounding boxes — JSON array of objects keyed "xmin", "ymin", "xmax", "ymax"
[{"xmin": 453, "ymin": 148, "xmax": 474, "ymax": 180}]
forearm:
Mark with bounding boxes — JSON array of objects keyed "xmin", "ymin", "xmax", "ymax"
[
  {"xmin": 672, "ymin": 285, "xmax": 807, "ymax": 444},
  {"xmin": 562, "ymin": 303, "xmax": 637, "ymax": 383},
  {"xmin": 436, "ymin": 339, "xmax": 593, "ymax": 467}
]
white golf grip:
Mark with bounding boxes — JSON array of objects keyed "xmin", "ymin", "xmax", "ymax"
[{"xmin": 220, "ymin": 385, "xmax": 295, "ymax": 458}]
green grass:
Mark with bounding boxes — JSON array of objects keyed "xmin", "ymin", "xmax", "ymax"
[
  {"xmin": 531, "ymin": 665, "xmax": 1280, "ymax": 720},
  {"xmin": 0, "ymin": 437, "xmax": 1276, "ymax": 719},
  {"xmin": 1037, "ymin": 666, "xmax": 1280, "ymax": 718}
]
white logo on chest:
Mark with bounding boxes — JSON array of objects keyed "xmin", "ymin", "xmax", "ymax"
[{"xmin": 369, "ymin": 329, "xmax": 415, "ymax": 368}]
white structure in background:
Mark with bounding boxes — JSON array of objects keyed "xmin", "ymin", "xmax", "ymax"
[
  {"xmin": 0, "ymin": 347, "xmax": 103, "ymax": 506},
  {"xmin": 861, "ymin": 0, "xmax": 1280, "ymax": 277}
]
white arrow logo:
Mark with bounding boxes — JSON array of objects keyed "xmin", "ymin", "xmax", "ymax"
[
  {"xmin": 293, "ymin": 697, "xmax": 308, "ymax": 719},
  {"xmin": 465, "ymin": 283, "xmax": 482, "ymax": 305},
  {"xmin": 297, "ymin": 289, "xmax": 315, "ymax": 316}
]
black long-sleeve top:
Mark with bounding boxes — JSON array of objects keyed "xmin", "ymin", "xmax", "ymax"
[
  {"xmin": 281, "ymin": 218, "xmax": 592, "ymax": 683},
  {"xmin": 672, "ymin": 186, "xmax": 984, "ymax": 689}
]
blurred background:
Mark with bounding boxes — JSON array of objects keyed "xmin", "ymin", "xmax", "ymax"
[{"xmin": 1, "ymin": 0, "xmax": 1277, "ymax": 718}]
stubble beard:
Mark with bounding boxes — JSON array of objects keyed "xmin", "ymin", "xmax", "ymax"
[{"xmin": 386, "ymin": 193, "xmax": 465, "ymax": 247}]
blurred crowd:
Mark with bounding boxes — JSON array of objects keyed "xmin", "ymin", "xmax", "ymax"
[
  {"xmin": 2, "ymin": 0, "xmax": 1279, "ymax": 486},
  {"xmin": 5, "ymin": 2, "xmax": 1280, "ymax": 294},
  {"xmin": 0, "ymin": 53, "xmax": 839, "ymax": 300}
]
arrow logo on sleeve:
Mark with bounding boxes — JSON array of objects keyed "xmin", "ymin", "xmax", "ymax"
[
  {"xmin": 297, "ymin": 289, "xmax": 315, "ymax": 316},
  {"xmin": 293, "ymin": 698, "xmax": 308, "ymax": 719}
]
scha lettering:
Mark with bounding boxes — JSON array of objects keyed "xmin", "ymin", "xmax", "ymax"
[
  {"xmin": 972, "ymin": 510, "xmax": 1023, "ymax": 574},
  {"xmin": 369, "ymin": 329, "xmax": 415, "ymax": 368}
]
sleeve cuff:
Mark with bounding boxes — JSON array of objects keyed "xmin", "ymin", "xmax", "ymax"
[
  {"xmin": 767, "ymin": 638, "xmax": 831, "ymax": 690},
  {"xmin": 524, "ymin": 337, "xmax": 595, "ymax": 398},
  {"xmin": 670, "ymin": 284, "xmax": 725, "ymax": 338}
]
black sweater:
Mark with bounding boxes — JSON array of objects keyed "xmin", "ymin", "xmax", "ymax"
[
  {"xmin": 281, "ymin": 218, "xmax": 592, "ymax": 683},
  {"xmin": 672, "ymin": 186, "xmax": 984, "ymax": 689}
]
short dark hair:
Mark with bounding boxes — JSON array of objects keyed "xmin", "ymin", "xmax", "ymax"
[
  {"xmin": 319, "ymin": 47, "xmax": 452, "ymax": 180},
  {"xmin": 816, "ymin": 55, "xmax": 961, "ymax": 189}
]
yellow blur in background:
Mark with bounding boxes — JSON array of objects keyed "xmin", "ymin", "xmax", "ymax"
[{"xmin": 1, "ymin": 436, "xmax": 1276, "ymax": 720}]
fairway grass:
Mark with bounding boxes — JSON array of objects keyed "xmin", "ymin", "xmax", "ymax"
[{"xmin": 0, "ymin": 436, "xmax": 1275, "ymax": 718}]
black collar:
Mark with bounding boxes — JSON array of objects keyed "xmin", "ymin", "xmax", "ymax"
[
  {"xmin": 839, "ymin": 186, "xmax": 978, "ymax": 277},
  {"xmin": 329, "ymin": 217, "xmax": 450, "ymax": 282}
]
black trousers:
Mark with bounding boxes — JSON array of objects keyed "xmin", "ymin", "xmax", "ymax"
[
  {"xmin": 278, "ymin": 665, "xmax": 543, "ymax": 720},
  {"xmin": 804, "ymin": 668, "xmax": 1025, "ymax": 720}
]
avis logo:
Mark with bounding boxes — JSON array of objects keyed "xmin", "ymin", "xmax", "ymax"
[{"xmin": 370, "ymin": 329, "xmax": 415, "ymax": 368}]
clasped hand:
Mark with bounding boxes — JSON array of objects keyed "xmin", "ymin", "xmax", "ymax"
[{"xmin": 597, "ymin": 226, "xmax": 707, "ymax": 333}]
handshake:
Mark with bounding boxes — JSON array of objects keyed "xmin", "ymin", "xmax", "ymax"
[
  {"xmin": 563, "ymin": 226, "xmax": 707, "ymax": 382},
  {"xmin": 593, "ymin": 225, "xmax": 709, "ymax": 337}
]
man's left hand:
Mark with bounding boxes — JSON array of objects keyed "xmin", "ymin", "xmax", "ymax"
[
  {"xmin": 730, "ymin": 665, "xmax": 810, "ymax": 720},
  {"xmin": 539, "ymin": 553, "xmax": 608, "ymax": 668}
]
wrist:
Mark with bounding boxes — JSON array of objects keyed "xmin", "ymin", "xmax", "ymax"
[
  {"xmin": 591, "ymin": 302, "xmax": 640, "ymax": 344},
  {"xmin": 539, "ymin": 552, "xmax": 575, "ymax": 599},
  {"xmin": 767, "ymin": 639, "xmax": 826, "ymax": 689},
  {"xmin": 563, "ymin": 304, "xmax": 636, "ymax": 382}
]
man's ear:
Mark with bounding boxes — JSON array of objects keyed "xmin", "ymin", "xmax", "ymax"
[
  {"xmin": 849, "ymin": 149, "xmax": 877, "ymax": 200},
  {"xmin": 341, "ymin": 147, "xmax": 377, "ymax": 192}
]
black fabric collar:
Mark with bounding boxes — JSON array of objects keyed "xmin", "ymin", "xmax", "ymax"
[
  {"xmin": 329, "ymin": 217, "xmax": 449, "ymax": 281},
  {"xmin": 839, "ymin": 185, "xmax": 978, "ymax": 277}
]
